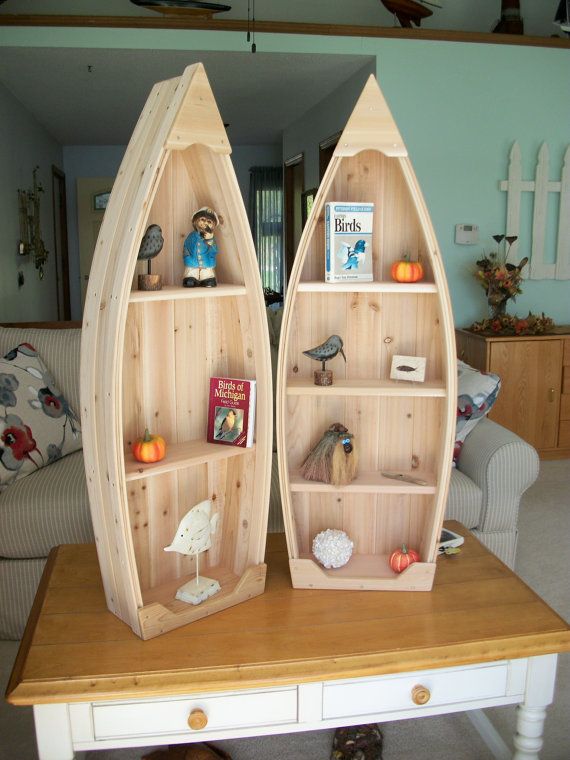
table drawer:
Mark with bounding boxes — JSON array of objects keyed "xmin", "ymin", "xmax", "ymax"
[
  {"xmin": 92, "ymin": 687, "xmax": 298, "ymax": 740},
  {"xmin": 322, "ymin": 663, "xmax": 509, "ymax": 719}
]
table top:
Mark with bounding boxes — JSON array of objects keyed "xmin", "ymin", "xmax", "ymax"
[{"xmin": 6, "ymin": 522, "xmax": 570, "ymax": 706}]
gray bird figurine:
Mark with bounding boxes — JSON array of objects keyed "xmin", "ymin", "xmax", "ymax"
[
  {"xmin": 137, "ymin": 224, "xmax": 164, "ymax": 266},
  {"xmin": 303, "ymin": 334, "xmax": 346, "ymax": 371}
]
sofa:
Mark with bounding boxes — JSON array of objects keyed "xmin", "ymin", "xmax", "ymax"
[
  {"xmin": 0, "ymin": 318, "xmax": 539, "ymax": 640},
  {"xmin": 0, "ymin": 324, "xmax": 93, "ymax": 640}
]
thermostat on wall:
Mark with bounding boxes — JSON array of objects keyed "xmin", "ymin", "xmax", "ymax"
[{"xmin": 455, "ymin": 223, "xmax": 479, "ymax": 245}]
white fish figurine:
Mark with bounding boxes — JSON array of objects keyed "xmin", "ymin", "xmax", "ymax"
[{"xmin": 164, "ymin": 499, "xmax": 221, "ymax": 605}]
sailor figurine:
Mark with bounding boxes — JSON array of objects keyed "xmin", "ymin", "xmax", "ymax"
[{"xmin": 182, "ymin": 206, "xmax": 220, "ymax": 287}]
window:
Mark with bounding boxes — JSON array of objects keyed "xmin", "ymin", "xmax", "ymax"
[{"xmin": 249, "ymin": 166, "xmax": 283, "ymax": 295}]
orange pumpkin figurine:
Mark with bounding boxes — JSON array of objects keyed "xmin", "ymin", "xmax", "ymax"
[
  {"xmin": 391, "ymin": 254, "xmax": 424, "ymax": 283},
  {"xmin": 389, "ymin": 543, "xmax": 420, "ymax": 573},
  {"xmin": 132, "ymin": 428, "xmax": 167, "ymax": 463}
]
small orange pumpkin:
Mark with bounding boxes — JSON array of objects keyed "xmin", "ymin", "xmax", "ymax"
[
  {"xmin": 391, "ymin": 256, "xmax": 424, "ymax": 283},
  {"xmin": 132, "ymin": 428, "xmax": 166, "ymax": 463},
  {"xmin": 389, "ymin": 543, "xmax": 420, "ymax": 573}
]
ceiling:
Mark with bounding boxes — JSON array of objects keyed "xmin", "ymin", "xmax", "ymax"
[
  {"xmin": 0, "ymin": 48, "xmax": 373, "ymax": 145},
  {"xmin": 0, "ymin": 1, "xmax": 566, "ymax": 146}
]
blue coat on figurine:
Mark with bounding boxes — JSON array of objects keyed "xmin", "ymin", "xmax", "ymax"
[{"xmin": 182, "ymin": 206, "xmax": 220, "ymax": 288}]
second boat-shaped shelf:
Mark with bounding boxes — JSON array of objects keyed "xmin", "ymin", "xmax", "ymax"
[
  {"xmin": 81, "ymin": 64, "xmax": 272, "ymax": 639},
  {"xmin": 277, "ymin": 75, "xmax": 456, "ymax": 592}
]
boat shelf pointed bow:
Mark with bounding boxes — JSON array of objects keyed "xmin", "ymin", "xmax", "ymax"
[
  {"xmin": 335, "ymin": 75, "xmax": 408, "ymax": 158},
  {"xmin": 166, "ymin": 63, "xmax": 231, "ymax": 153}
]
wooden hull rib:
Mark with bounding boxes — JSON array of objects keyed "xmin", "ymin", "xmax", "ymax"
[
  {"xmin": 81, "ymin": 64, "xmax": 272, "ymax": 639},
  {"xmin": 277, "ymin": 75, "xmax": 456, "ymax": 592}
]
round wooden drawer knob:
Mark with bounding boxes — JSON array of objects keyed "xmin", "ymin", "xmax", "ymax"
[
  {"xmin": 188, "ymin": 708, "xmax": 208, "ymax": 730},
  {"xmin": 411, "ymin": 685, "xmax": 431, "ymax": 705}
]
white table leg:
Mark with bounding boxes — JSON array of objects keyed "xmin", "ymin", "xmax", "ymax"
[
  {"xmin": 33, "ymin": 704, "xmax": 75, "ymax": 760},
  {"xmin": 513, "ymin": 654, "xmax": 558, "ymax": 760}
]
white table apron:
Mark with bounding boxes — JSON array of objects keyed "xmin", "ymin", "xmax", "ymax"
[{"xmin": 32, "ymin": 653, "xmax": 559, "ymax": 760}]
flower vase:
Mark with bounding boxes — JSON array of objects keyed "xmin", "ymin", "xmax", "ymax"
[{"xmin": 488, "ymin": 297, "xmax": 508, "ymax": 321}]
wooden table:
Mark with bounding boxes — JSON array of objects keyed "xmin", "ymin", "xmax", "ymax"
[{"xmin": 6, "ymin": 523, "xmax": 570, "ymax": 760}]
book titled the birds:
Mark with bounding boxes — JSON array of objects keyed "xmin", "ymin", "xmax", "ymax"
[
  {"xmin": 207, "ymin": 377, "xmax": 256, "ymax": 447},
  {"xmin": 325, "ymin": 202, "xmax": 374, "ymax": 283}
]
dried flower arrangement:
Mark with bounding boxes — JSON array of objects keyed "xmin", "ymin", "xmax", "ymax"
[
  {"xmin": 470, "ymin": 312, "xmax": 555, "ymax": 336},
  {"xmin": 475, "ymin": 234, "xmax": 528, "ymax": 319},
  {"xmin": 470, "ymin": 235, "xmax": 554, "ymax": 335}
]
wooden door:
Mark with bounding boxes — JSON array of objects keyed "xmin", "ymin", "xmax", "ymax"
[
  {"xmin": 489, "ymin": 339, "xmax": 563, "ymax": 450},
  {"xmin": 51, "ymin": 166, "xmax": 71, "ymax": 320},
  {"xmin": 283, "ymin": 154, "xmax": 304, "ymax": 285},
  {"xmin": 77, "ymin": 177, "xmax": 114, "ymax": 311}
]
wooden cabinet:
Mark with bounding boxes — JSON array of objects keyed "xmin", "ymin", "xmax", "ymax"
[{"xmin": 455, "ymin": 328, "xmax": 570, "ymax": 458}]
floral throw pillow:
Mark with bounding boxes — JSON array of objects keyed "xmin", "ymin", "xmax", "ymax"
[
  {"xmin": 454, "ymin": 360, "xmax": 501, "ymax": 464},
  {"xmin": 0, "ymin": 343, "xmax": 82, "ymax": 491}
]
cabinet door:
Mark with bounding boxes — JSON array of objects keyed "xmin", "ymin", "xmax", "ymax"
[
  {"xmin": 489, "ymin": 339, "xmax": 562, "ymax": 451},
  {"xmin": 559, "ymin": 339, "xmax": 570, "ymax": 448}
]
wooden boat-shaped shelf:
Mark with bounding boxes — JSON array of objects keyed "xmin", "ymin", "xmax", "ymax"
[
  {"xmin": 277, "ymin": 75, "xmax": 456, "ymax": 592},
  {"xmin": 81, "ymin": 64, "xmax": 272, "ymax": 639}
]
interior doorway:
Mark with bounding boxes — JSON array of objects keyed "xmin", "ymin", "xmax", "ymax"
[
  {"xmin": 51, "ymin": 166, "xmax": 71, "ymax": 320},
  {"xmin": 77, "ymin": 177, "xmax": 114, "ymax": 312},
  {"xmin": 284, "ymin": 153, "xmax": 305, "ymax": 285},
  {"xmin": 319, "ymin": 132, "xmax": 341, "ymax": 181}
]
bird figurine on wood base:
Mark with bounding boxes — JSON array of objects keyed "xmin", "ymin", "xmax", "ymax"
[
  {"xmin": 303, "ymin": 334, "xmax": 346, "ymax": 386},
  {"xmin": 137, "ymin": 223, "xmax": 164, "ymax": 290}
]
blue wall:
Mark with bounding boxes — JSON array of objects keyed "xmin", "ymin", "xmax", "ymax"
[
  {"xmin": 368, "ymin": 40, "xmax": 570, "ymax": 327},
  {"xmin": 282, "ymin": 37, "xmax": 570, "ymax": 326},
  {"xmin": 2, "ymin": 27, "xmax": 569, "ymax": 326},
  {"xmin": 0, "ymin": 82, "xmax": 62, "ymax": 322}
]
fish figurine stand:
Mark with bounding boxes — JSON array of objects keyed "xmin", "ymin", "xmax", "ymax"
[{"xmin": 164, "ymin": 500, "xmax": 221, "ymax": 605}]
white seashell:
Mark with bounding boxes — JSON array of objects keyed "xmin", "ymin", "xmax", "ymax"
[{"xmin": 312, "ymin": 528, "xmax": 353, "ymax": 569}]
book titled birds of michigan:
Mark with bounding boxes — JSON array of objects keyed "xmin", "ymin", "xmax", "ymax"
[
  {"xmin": 207, "ymin": 377, "xmax": 256, "ymax": 448},
  {"xmin": 325, "ymin": 202, "xmax": 374, "ymax": 282}
]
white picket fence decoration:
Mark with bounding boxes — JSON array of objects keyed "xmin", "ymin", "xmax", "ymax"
[{"xmin": 499, "ymin": 141, "xmax": 570, "ymax": 280}]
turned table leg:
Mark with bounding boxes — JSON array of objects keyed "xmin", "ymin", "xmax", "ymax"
[{"xmin": 513, "ymin": 654, "xmax": 558, "ymax": 760}]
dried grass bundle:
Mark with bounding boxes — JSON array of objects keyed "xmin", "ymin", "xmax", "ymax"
[{"xmin": 300, "ymin": 423, "xmax": 358, "ymax": 486}]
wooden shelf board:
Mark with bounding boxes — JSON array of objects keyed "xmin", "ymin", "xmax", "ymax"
[
  {"xmin": 125, "ymin": 439, "xmax": 253, "ymax": 481},
  {"xmin": 298, "ymin": 281, "xmax": 437, "ymax": 294},
  {"xmin": 128, "ymin": 284, "xmax": 247, "ymax": 303},
  {"xmin": 289, "ymin": 470, "xmax": 436, "ymax": 494},
  {"xmin": 3, "ymin": 16, "xmax": 569, "ymax": 51},
  {"xmin": 286, "ymin": 378, "xmax": 446, "ymax": 397},
  {"xmin": 291, "ymin": 554, "xmax": 436, "ymax": 591},
  {"xmin": 141, "ymin": 564, "xmax": 240, "ymax": 609},
  {"xmin": 138, "ymin": 562, "xmax": 267, "ymax": 639}
]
